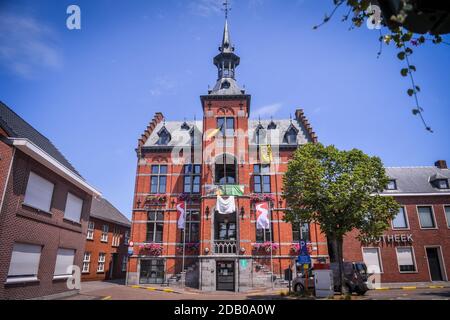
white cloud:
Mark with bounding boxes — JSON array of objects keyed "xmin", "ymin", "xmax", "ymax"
[
  {"xmin": 149, "ymin": 76, "xmax": 178, "ymax": 97},
  {"xmin": 188, "ymin": 0, "xmax": 224, "ymax": 17},
  {"xmin": 0, "ymin": 13, "xmax": 62, "ymax": 79},
  {"xmin": 253, "ymin": 102, "xmax": 283, "ymax": 117}
]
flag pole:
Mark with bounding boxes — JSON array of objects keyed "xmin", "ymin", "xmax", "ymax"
[
  {"xmin": 182, "ymin": 200, "xmax": 187, "ymax": 288},
  {"xmin": 269, "ymin": 201, "xmax": 274, "ymax": 290}
]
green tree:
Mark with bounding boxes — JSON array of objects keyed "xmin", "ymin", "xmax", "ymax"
[{"xmin": 283, "ymin": 143, "xmax": 400, "ymax": 294}]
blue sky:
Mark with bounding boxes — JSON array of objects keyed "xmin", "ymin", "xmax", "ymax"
[{"xmin": 1, "ymin": 0, "xmax": 449, "ymax": 218}]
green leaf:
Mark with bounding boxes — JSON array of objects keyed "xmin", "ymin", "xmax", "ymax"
[
  {"xmin": 412, "ymin": 109, "xmax": 420, "ymax": 115},
  {"xmin": 407, "ymin": 89, "xmax": 414, "ymax": 96},
  {"xmin": 397, "ymin": 52, "xmax": 405, "ymax": 60},
  {"xmin": 418, "ymin": 36, "xmax": 425, "ymax": 44},
  {"xmin": 405, "ymin": 47, "xmax": 413, "ymax": 55},
  {"xmin": 415, "ymin": 85, "xmax": 421, "ymax": 92},
  {"xmin": 401, "ymin": 68, "xmax": 409, "ymax": 77},
  {"xmin": 409, "ymin": 65, "xmax": 416, "ymax": 72}
]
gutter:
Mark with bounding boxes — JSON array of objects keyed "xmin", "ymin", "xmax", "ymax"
[{"xmin": 10, "ymin": 138, "xmax": 101, "ymax": 197}]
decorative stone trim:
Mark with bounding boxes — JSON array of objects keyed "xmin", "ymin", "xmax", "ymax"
[{"xmin": 295, "ymin": 109, "xmax": 318, "ymax": 143}]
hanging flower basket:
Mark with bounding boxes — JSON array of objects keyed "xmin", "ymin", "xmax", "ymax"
[
  {"xmin": 176, "ymin": 243, "xmax": 200, "ymax": 255},
  {"xmin": 250, "ymin": 193, "xmax": 274, "ymax": 203},
  {"xmin": 139, "ymin": 243, "xmax": 163, "ymax": 256},
  {"xmin": 252, "ymin": 242, "xmax": 279, "ymax": 254},
  {"xmin": 145, "ymin": 194, "xmax": 166, "ymax": 204},
  {"xmin": 177, "ymin": 193, "xmax": 200, "ymax": 202},
  {"xmin": 290, "ymin": 242, "xmax": 313, "ymax": 255}
]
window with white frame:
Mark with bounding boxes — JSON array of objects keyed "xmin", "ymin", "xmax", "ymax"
[
  {"xmin": 122, "ymin": 256, "xmax": 127, "ymax": 272},
  {"xmin": 23, "ymin": 172, "xmax": 54, "ymax": 212},
  {"xmin": 392, "ymin": 207, "xmax": 408, "ymax": 229},
  {"xmin": 417, "ymin": 206, "xmax": 436, "ymax": 228},
  {"xmin": 82, "ymin": 252, "xmax": 91, "ymax": 273},
  {"xmin": 112, "ymin": 226, "xmax": 120, "ymax": 247},
  {"xmin": 54, "ymin": 248, "xmax": 75, "ymax": 278},
  {"xmin": 7, "ymin": 243, "xmax": 42, "ymax": 283},
  {"xmin": 101, "ymin": 225, "xmax": 109, "ymax": 242},
  {"xmin": 64, "ymin": 193, "xmax": 83, "ymax": 222},
  {"xmin": 396, "ymin": 247, "xmax": 416, "ymax": 272},
  {"xmin": 124, "ymin": 230, "xmax": 130, "ymax": 245},
  {"xmin": 87, "ymin": 221, "xmax": 95, "ymax": 240},
  {"xmin": 445, "ymin": 206, "xmax": 450, "ymax": 228},
  {"xmin": 97, "ymin": 253, "xmax": 106, "ymax": 272},
  {"xmin": 362, "ymin": 248, "xmax": 382, "ymax": 274}
]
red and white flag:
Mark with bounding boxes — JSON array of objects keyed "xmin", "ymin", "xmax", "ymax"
[
  {"xmin": 256, "ymin": 202, "xmax": 270, "ymax": 230},
  {"xmin": 176, "ymin": 201, "xmax": 186, "ymax": 230}
]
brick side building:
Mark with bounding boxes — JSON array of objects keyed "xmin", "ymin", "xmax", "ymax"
[
  {"xmin": 127, "ymin": 18, "xmax": 328, "ymax": 292},
  {"xmin": 0, "ymin": 102, "xmax": 100, "ymax": 299},
  {"xmin": 343, "ymin": 162, "xmax": 450, "ymax": 284},
  {"xmin": 82, "ymin": 197, "xmax": 131, "ymax": 281}
]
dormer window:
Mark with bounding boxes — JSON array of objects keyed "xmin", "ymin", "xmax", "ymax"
[
  {"xmin": 386, "ymin": 180, "xmax": 397, "ymax": 190},
  {"xmin": 283, "ymin": 127, "xmax": 297, "ymax": 145},
  {"xmin": 181, "ymin": 122, "xmax": 190, "ymax": 131},
  {"xmin": 221, "ymin": 81, "xmax": 231, "ymax": 89},
  {"xmin": 437, "ymin": 179, "xmax": 449, "ymax": 189},
  {"xmin": 156, "ymin": 127, "xmax": 171, "ymax": 146},
  {"xmin": 255, "ymin": 125, "xmax": 266, "ymax": 145},
  {"xmin": 267, "ymin": 121, "xmax": 277, "ymax": 130},
  {"xmin": 430, "ymin": 173, "xmax": 449, "ymax": 189}
]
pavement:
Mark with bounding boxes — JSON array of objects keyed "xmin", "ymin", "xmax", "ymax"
[{"xmin": 63, "ymin": 280, "xmax": 450, "ymax": 301}]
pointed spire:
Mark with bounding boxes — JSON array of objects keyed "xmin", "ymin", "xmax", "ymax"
[
  {"xmin": 220, "ymin": 19, "xmax": 233, "ymax": 53},
  {"xmin": 220, "ymin": 0, "xmax": 233, "ymax": 53}
]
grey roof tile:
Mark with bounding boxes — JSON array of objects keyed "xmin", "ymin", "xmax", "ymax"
[
  {"xmin": 384, "ymin": 167, "xmax": 450, "ymax": 195},
  {"xmin": 90, "ymin": 197, "xmax": 131, "ymax": 227},
  {"xmin": 0, "ymin": 101, "xmax": 81, "ymax": 177}
]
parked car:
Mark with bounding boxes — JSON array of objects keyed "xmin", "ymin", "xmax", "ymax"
[
  {"xmin": 330, "ymin": 262, "xmax": 369, "ymax": 295},
  {"xmin": 292, "ymin": 262, "xmax": 369, "ymax": 295}
]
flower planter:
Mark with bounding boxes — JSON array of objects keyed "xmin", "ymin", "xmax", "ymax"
[{"xmin": 139, "ymin": 244, "xmax": 163, "ymax": 256}]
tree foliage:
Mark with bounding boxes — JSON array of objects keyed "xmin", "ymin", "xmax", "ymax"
[
  {"xmin": 283, "ymin": 143, "xmax": 399, "ymax": 239},
  {"xmin": 282, "ymin": 143, "xmax": 400, "ymax": 293}
]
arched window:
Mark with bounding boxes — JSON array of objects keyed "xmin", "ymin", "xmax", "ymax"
[
  {"xmin": 157, "ymin": 127, "xmax": 171, "ymax": 145},
  {"xmin": 283, "ymin": 126, "xmax": 297, "ymax": 145},
  {"xmin": 215, "ymin": 154, "xmax": 237, "ymax": 185}
]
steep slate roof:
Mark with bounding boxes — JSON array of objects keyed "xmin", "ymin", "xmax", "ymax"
[
  {"xmin": 143, "ymin": 121, "xmax": 203, "ymax": 148},
  {"xmin": 0, "ymin": 101, "xmax": 81, "ymax": 177},
  {"xmin": 384, "ymin": 166, "xmax": 450, "ymax": 195},
  {"xmin": 248, "ymin": 119, "xmax": 311, "ymax": 146},
  {"xmin": 90, "ymin": 197, "xmax": 131, "ymax": 227}
]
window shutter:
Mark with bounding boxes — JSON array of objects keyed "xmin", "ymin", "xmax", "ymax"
[
  {"xmin": 8, "ymin": 243, "xmax": 42, "ymax": 277},
  {"xmin": 23, "ymin": 172, "xmax": 54, "ymax": 212},
  {"xmin": 362, "ymin": 248, "xmax": 382, "ymax": 273},
  {"xmin": 64, "ymin": 193, "xmax": 83, "ymax": 222},
  {"xmin": 397, "ymin": 248, "xmax": 414, "ymax": 266},
  {"xmin": 54, "ymin": 248, "xmax": 75, "ymax": 276}
]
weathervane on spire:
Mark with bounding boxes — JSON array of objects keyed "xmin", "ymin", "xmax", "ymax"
[{"xmin": 223, "ymin": 0, "xmax": 231, "ymax": 20}]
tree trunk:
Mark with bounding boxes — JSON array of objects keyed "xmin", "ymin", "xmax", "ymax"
[{"xmin": 336, "ymin": 237, "xmax": 348, "ymax": 295}]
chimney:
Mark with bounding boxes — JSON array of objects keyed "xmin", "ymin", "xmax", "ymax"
[{"xmin": 435, "ymin": 160, "xmax": 448, "ymax": 169}]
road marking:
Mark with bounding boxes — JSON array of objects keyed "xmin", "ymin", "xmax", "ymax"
[
  {"xmin": 429, "ymin": 285, "xmax": 444, "ymax": 289},
  {"xmin": 131, "ymin": 285, "xmax": 141, "ymax": 289},
  {"xmin": 401, "ymin": 286, "xmax": 417, "ymax": 290},
  {"xmin": 163, "ymin": 289, "xmax": 174, "ymax": 293},
  {"xmin": 101, "ymin": 296, "xmax": 112, "ymax": 300},
  {"xmin": 375, "ymin": 287, "xmax": 390, "ymax": 290},
  {"xmin": 146, "ymin": 287, "xmax": 156, "ymax": 291}
]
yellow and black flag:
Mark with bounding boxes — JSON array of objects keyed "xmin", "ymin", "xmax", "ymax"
[{"xmin": 260, "ymin": 145, "xmax": 273, "ymax": 164}]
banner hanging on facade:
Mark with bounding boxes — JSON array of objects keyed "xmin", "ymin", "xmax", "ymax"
[
  {"xmin": 176, "ymin": 201, "xmax": 186, "ymax": 229},
  {"xmin": 216, "ymin": 195, "xmax": 236, "ymax": 214},
  {"xmin": 256, "ymin": 202, "xmax": 270, "ymax": 229}
]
